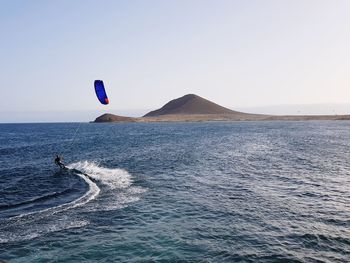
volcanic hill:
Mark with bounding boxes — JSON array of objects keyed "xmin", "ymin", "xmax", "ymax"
[
  {"xmin": 144, "ymin": 94, "xmax": 239, "ymax": 116},
  {"xmin": 93, "ymin": 94, "xmax": 350, "ymax": 122}
]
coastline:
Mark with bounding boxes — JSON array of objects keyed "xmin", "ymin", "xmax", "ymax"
[{"xmin": 93, "ymin": 113, "xmax": 350, "ymax": 123}]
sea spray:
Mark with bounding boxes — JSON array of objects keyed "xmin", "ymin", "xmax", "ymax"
[
  {"xmin": 68, "ymin": 161, "xmax": 132, "ymax": 189},
  {"xmin": 69, "ymin": 161, "xmax": 147, "ymax": 212}
]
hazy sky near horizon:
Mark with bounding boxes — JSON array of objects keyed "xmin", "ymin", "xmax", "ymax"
[{"xmin": 1, "ymin": 0, "xmax": 350, "ymax": 118}]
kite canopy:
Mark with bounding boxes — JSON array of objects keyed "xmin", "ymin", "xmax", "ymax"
[{"xmin": 94, "ymin": 80, "xmax": 109, "ymax": 105}]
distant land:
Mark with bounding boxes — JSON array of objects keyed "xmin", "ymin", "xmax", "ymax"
[{"xmin": 93, "ymin": 94, "xmax": 350, "ymax": 123}]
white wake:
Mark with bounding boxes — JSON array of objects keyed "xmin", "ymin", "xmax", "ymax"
[
  {"xmin": 69, "ymin": 161, "xmax": 146, "ymax": 211},
  {"xmin": 69, "ymin": 161, "xmax": 132, "ymax": 189},
  {"xmin": 0, "ymin": 161, "xmax": 145, "ymax": 244}
]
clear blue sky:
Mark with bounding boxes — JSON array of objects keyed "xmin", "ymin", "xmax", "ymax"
[{"xmin": 0, "ymin": 0, "xmax": 349, "ymax": 122}]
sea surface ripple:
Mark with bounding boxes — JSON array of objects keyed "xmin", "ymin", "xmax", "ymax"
[{"xmin": 0, "ymin": 121, "xmax": 349, "ymax": 262}]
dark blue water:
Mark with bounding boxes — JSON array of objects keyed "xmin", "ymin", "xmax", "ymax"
[{"xmin": 0, "ymin": 121, "xmax": 349, "ymax": 262}]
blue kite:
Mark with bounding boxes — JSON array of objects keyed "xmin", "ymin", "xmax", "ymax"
[{"xmin": 94, "ymin": 80, "xmax": 109, "ymax": 105}]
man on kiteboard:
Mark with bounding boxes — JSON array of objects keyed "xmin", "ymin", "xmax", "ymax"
[{"xmin": 54, "ymin": 155, "xmax": 65, "ymax": 169}]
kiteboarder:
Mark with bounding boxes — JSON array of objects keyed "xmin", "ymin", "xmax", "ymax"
[{"xmin": 54, "ymin": 155, "xmax": 65, "ymax": 169}]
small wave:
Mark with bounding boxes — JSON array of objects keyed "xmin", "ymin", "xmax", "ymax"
[
  {"xmin": 0, "ymin": 163, "xmax": 98, "ymax": 244},
  {"xmin": 0, "ymin": 189, "xmax": 73, "ymax": 210},
  {"xmin": 7, "ymin": 166, "xmax": 100, "ymax": 220},
  {"xmin": 0, "ymin": 220, "xmax": 89, "ymax": 244},
  {"xmin": 0, "ymin": 161, "xmax": 144, "ymax": 244},
  {"xmin": 6, "ymin": 161, "xmax": 134, "ymax": 219}
]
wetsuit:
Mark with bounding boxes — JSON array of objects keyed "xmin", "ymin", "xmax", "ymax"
[{"xmin": 55, "ymin": 156, "xmax": 65, "ymax": 169}]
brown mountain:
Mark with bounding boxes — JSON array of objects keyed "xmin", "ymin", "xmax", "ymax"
[
  {"xmin": 143, "ymin": 94, "xmax": 240, "ymax": 117},
  {"xmin": 93, "ymin": 94, "xmax": 350, "ymax": 122},
  {"xmin": 94, "ymin": 113, "xmax": 137, "ymax": 123}
]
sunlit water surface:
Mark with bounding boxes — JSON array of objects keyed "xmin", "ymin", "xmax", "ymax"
[{"xmin": 0, "ymin": 121, "xmax": 349, "ymax": 262}]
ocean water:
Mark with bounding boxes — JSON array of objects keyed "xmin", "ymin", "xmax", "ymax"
[{"xmin": 0, "ymin": 121, "xmax": 349, "ymax": 262}]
